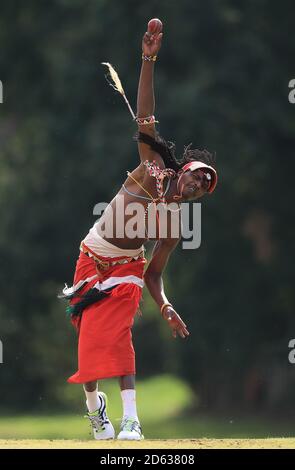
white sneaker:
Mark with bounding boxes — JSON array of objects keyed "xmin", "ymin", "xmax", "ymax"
[
  {"xmin": 85, "ymin": 391, "xmax": 115, "ymax": 440},
  {"xmin": 117, "ymin": 416, "xmax": 144, "ymax": 441}
]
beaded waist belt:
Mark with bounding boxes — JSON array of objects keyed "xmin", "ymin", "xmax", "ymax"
[{"xmin": 80, "ymin": 242, "xmax": 145, "ymax": 271}]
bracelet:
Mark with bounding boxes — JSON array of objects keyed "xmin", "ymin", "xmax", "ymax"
[
  {"xmin": 142, "ymin": 53, "xmax": 157, "ymax": 62},
  {"xmin": 161, "ymin": 303, "xmax": 173, "ymax": 316}
]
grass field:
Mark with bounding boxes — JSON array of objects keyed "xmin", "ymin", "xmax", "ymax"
[
  {"xmin": 1, "ymin": 414, "xmax": 295, "ymax": 441},
  {"xmin": 1, "ymin": 375, "xmax": 294, "ymax": 448},
  {"xmin": 1, "ymin": 438, "xmax": 295, "ymax": 449}
]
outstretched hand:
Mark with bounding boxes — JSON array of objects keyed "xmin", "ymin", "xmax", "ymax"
[
  {"xmin": 163, "ymin": 307, "xmax": 190, "ymax": 339},
  {"xmin": 142, "ymin": 31, "xmax": 163, "ymax": 57}
]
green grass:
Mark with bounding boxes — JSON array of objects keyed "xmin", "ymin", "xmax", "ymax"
[
  {"xmin": 0, "ymin": 375, "xmax": 194, "ymax": 440},
  {"xmin": 0, "ymin": 374, "xmax": 295, "ymax": 440},
  {"xmin": 1, "ymin": 414, "xmax": 295, "ymax": 441}
]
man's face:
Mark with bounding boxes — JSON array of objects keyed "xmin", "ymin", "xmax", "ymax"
[{"xmin": 180, "ymin": 169, "xmax": 211, "ymax": 201}]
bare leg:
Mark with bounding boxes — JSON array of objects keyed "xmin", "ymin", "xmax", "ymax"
[
  {"xmin": 84, "ymin": 380, "xmax": 97, "ymax": 392},
  {"xmin": 83, "ymin": 381, "xmax": 99, "ymax": 413},
  {"xmin": 119, "ymin": 374, "xmax": 135, "ymax": 390}
]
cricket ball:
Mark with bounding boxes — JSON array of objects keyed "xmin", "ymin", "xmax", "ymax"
[{"xmin": 147, "ymin": 18, "xmax": 163, "ymax": 34}]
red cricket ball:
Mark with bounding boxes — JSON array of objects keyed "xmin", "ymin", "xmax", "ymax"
[{"xmin": 147, "ymin": 18, "xmax": 163, "ymax": 34}]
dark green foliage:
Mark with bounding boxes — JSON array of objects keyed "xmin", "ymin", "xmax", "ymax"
[{"xmin": 1, "ymin": 0, "xmax": 295, "ymax": 414}]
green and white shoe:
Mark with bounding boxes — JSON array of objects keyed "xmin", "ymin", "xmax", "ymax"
[
  {"xmin": 85, "ymin": 391, "xmax": 115, "ymax": 440},
  {"xmin": 117, "ymin": 416, "xmax": 144, "ymax": 441}
]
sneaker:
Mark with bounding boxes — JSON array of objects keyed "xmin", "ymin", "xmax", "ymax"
[
  {"xmin": 117, "ymin": 416, "xmax": 144, "ymax": 441},
  {"xmin": 85, "ymin": 391, "xmax": 115, "ymax": 440}
]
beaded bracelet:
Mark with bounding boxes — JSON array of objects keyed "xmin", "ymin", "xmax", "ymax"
[{"xmin": 142, "ymin": 53, "xmax": 157, "ymax": 62}]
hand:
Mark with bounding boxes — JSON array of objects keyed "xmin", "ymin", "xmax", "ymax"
[
  {"xmin": 142, "ymin": 31, "xmax": 163, "ymax": 57},
  {"xmin": 163, "ymin": 306, "xmax": 190, "ymax": 339}
]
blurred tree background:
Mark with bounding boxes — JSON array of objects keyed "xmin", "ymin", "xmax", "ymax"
[{"xmin": 1, "ymin": 0, "xmax": 295, "ymax": 423}]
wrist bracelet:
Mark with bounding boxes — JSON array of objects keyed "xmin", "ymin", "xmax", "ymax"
[
  {"xmin": 161, "ymin": 303, "xmax": 172, "ymax": 316},
  {"xmin": 142, "ymin": 53, "xmax": 157, "ymax": 62}
]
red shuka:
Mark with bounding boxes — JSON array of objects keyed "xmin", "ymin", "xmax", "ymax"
[{"xmin": 68, "ymin": 251, "xmax": 146, "ymax": 383}]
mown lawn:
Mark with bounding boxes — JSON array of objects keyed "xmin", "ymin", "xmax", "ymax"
[{"xmin": 0, "ymin": 375, "xmax": 294, "ymax": 441}]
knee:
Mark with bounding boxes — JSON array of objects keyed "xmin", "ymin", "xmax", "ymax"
[{"xmin": 83, "ymin": 381, "xmax": 97, "ymax": 392}]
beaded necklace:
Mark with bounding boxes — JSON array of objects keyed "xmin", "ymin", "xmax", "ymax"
[
  {"xmin": 143, "ymin": 160, "xmax": 177, "ymax": 203},
  {"xmin": 125, "ymin": 159, "xmax": 182, "ymax": 238}
]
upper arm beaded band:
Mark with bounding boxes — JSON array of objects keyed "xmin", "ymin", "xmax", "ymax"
[{"xmin": 135, "ymin": 115, "xmax": 158, "ymax": 125}]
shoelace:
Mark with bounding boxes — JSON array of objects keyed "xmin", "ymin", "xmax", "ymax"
[
  {"xmin": 85, "ymin": 410, "xmax": 110, "ymax": 432},
  {"xmin": 121, "ymin": 417, "xmax": 141, "ymax": 434}
]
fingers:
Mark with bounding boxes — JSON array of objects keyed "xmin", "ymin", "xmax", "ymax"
[
  {"xmin": 171, "ymin": 311, "xmax": 187, "ymax": 328},
  {"xmin": 165, "ymin": 309, "xmax": 189, "ymax": 339},
  {"xmin": 171, "ymin": 325, "xmax": 190, "ymax": 339},
  {"xmin": 182, "ymin": 326, "xmax": 190, "ymax": 336},
  {"xmin": 143, "ymin": 32, "xmax": 152, "ymax": 44},
  {"xmin": 174, "ymin": 316, "xmax": 188, "ymax": 332},
  {"xmin": 143, "ymin": 31, "xmax": 162, "ymax": 45},
  {"xmin": 179, "ymin": 327, "xmax": 190, "ymax": 339},
  {"xmin": 178, "ymin": 318, "xmax": 187, "ymax": 329},
  {"xmin": 155, "ymin": 32, "xmax": 163, "ymax": 45}
]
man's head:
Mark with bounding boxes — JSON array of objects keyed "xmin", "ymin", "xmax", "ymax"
[
  {"xmin": 134, "ymin": 131, "xmax": 218, "ymax": 201},
  {"xmin": 175, "ymin": 161, "xmax": 218, "ymax": 201}
]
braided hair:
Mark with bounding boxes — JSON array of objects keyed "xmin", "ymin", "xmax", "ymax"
[{"xmin": 134, "ymin": 131, "xmax": 216, "ymax": 172}]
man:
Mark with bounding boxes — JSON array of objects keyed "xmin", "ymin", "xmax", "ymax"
[{"xmin": 62, "ymin": 20, "xmax": 217, "ymax": 441}]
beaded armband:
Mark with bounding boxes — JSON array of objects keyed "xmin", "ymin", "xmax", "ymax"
[{"xmin": 135, "ymin": 115, "xmax": 158, "ymax": 126}]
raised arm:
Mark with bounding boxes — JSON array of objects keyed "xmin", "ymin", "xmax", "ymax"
[
  {"xmin": 136, "ymin": 20, "xmax": 164, "ymax": 164},
  {"xmin": 144, "ymin": 238, "xmax": 190, "ymax": 339}
]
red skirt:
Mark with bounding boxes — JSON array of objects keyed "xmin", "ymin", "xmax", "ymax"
[{"xmin": 67, "ymin": 251, "xmax": 146, "ymax": 383}]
